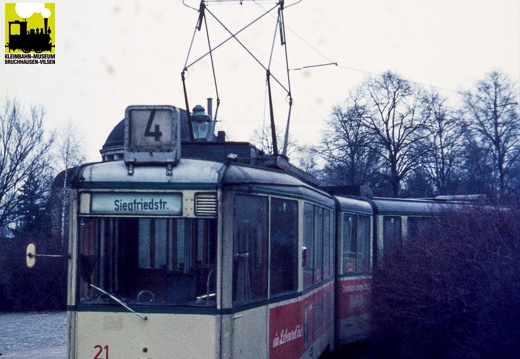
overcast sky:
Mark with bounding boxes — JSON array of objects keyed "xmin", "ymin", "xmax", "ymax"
[{"xmin": 2, "ymin": 0, "xmax": 519, "ymax": 162}]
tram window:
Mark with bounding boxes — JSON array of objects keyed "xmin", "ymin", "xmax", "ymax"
[
  {"xmin": 383, "ymin": 216, "xmax": 402, "ymax": 256},
  {"xmin": 270, "ymin": 198, "xmax": 298, "ymax": 296},
  {"xmin": 330, "ymin": 212, "xmax": 336, "ymax": 277},
  {"xmin": 323, "ymin": 209, "xmax": 332, "ymax": 280},
  {"xmin": 342, "ymin": 214, "xmax": 371, "ymax": 274},
  {"xmin": 408, "ymin": 217, "xmax": 434, "ymax": 241},
  {"xmin": 303, "ymin": 204, "xmax": 314, "ymax": 288},
  {"xmin": 233, "ymin": 195, "xmax": 268, "ymax": 305},
  {"xmin": 138, "ymin": 219, "xmax": 169, "ymax": 269},
  {"xmin": 357, "ymin": 216, "xmax": 370, "ymax": 273},
  {"xmin": 79, "ymin": 217, "xmax": 217, "ymax": 307},
  {"xmin": 343, "ymin": 214, "xmax": 357, "ymax": 274},
  {"xmin": 314, "ymin": 207, "xmax": 324, "ymax": 283},
  {"xmin": 303, "ymin": 204, "xmax": 333, "ymax": 287}
]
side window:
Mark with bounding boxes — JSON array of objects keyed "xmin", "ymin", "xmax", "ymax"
[
  {"xmin": 233, "ymin": 195, "xmax": 268, "ymax": 305},
  {"xmin": 408, "ymin": 217, "xmax": 434, "ymax": 240},
  {"xmin": 383, "ymin": 216, "xmax": 402, "ymax": 256},
  {"xmin": 323, "ymin": 209, "xmax": 332, "ymax": 280},
  {"xmin": 342, "ymin": 214, "xmax": 371, "ymax": 275},
  {"xmin": 314, "ymin": 207, "xmax": 324, "ymax": 283},
  {"xmin": 303, "ymin": 204, "xmax": 334, "ymax": 286},
  {"xmin": 303, "ymin": 203, "xmax": 314, "ymax": 288},
  {"xmin": 329, "ymin": 211, "xmax": 336, "ymax": 278},
  {"xmin": 343, "ymin": 214, "xmax": 356, "ymax": 273},
  {"xmin": 357, "ymin": 216, "xmax": 370, "ymax": 273},
  {"xmin": 270, "ymin": 198, "xmax": 298, "ymax": 296}
]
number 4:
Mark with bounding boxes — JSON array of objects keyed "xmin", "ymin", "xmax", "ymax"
[{"xmin": 145, "ymin": 110, "xmax": 162, "ymax": 141}]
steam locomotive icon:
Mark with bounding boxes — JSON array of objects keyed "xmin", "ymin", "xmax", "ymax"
[{"xmin": 6, "ymin": 18, "xmax": 54, "ymax": 53}]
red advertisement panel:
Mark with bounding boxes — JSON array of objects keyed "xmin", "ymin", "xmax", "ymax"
[
  {"xmin": 269, "ymin": 283, "xmax": 334, "ymax": 359},
  {"xmin": 336, "ymin": 277, "xmax": 372, "ymax": 319},
  {"xmin": 270, "ymin": 300, "xmax": 305, "ymax": 359}
]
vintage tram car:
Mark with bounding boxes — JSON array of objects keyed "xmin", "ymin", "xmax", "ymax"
[
  {"xmin": 64, "ymin": 104, "xmax": 459, "ymax": 358},
  {"xmin": 67, "ymin": 105, "xmax": 339, "ymax": 358}
]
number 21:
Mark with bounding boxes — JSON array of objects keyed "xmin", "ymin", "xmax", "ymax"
[{"xmin": 94, "ymin": 344, "xmax": 109, "ymax": 359}]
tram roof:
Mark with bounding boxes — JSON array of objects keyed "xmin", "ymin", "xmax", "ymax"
[
  {"xmin": 223, "ymin": 164, "xmax": 335, "ymax": 205},
  {"xmin": 369, "ymin": 197, "xmax": 458, "ymax": 216},
  {"xmin": 335, "ymin": 196, "xmax": 374, "ymax": 215},
  {"xmin": 72, "ymin": 159, "xmax": 334, "ymax": 205},
  {"xmin": 74, "ymin": 159, "xmax": 225, "ymax": 189}
]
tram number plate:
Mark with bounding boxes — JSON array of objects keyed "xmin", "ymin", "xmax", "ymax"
[
  {"xmin": 124, "ymin": 105, "xmax": 181, "ymax": 165},
  {"xmin": 94, "ymin": 344, "xmax": 109, "ymax": 359},
  {"xmin": 127, "ymin": 107, "xmax": 176, "ymax": 152}
]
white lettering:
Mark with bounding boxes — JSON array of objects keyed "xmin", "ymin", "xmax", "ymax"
[
  {"xmin": 90, "ymin": 193, "xmax": 182, "ymax": 215},
  {"xmin": 272, "ymin": 325, "xmax": 303, "ymax": 348},
  {"xmin": 114, "ymin": 198, "xmax": 169, "ymax": 212}
]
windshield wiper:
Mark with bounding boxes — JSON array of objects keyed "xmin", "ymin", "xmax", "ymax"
[{"xmin": 90, "ymin": 284, "xmax": 148, "ymax": 321}]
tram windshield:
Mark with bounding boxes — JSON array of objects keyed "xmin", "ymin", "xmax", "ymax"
[{"xmin": 78, "ymin": 217, "xmax": 217, "ymax": 307}]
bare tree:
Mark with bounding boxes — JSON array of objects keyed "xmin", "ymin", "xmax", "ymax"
[
  {"xmin": 462, "ymin": 71, "xmax": 520, "ymax": 196},
  {"xmin": 421, "ymin": 92, "xmax": 467, "ymax": 195},
  {"xmin": 293, "ymin": 143, "xmax": 319, "ymax": 176},
  {"xmin": 251, "ymin": 123, "xmax": 298, "ymax": 158},
  {"xmin": 458, "ymin": 134, "xmax": 495, "ymax": 196},
  {"xmin": 52, "ymin": 120, "xmax": 85, "ymax": 244},
  {"xmin": 0, "ymin": 99, "xmax": 55, "ymax": 230},
  {"xmin": 317, "ymin": 92, "xmax": 381, "ymax": 187},
  {"xmin": 54, "ymin": 119, "xmax": 85, "ymax": 172},
  {"xmin": 358, "ymin": 72, "xmax": 433, "ymax": 197}
]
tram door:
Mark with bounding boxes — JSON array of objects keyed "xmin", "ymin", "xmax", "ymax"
[{"xmin": 231, "ymin": 194, "xmax": 269, "ymax": 358}]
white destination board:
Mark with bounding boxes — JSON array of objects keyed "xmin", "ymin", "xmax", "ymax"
[{"xmin": 91, "ymin": 193, "xmax": 182, "ymax": 215}]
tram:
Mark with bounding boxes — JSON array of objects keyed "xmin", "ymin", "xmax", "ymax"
[
  {"xmin": 58, "ymin": 101, "xmax": 474, "ymax": 358},
  {"xmin": 66, "ymin": 104, "xmax": 340, "ymax": 358},
  {"xmin": 59, "ymin": 2, "xmax": 473, "ymax": 357}
]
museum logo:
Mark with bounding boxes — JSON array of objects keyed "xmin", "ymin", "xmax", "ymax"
[{"xmin": 4, "ymin": 2, "xmax": 55, "ymax": 64}]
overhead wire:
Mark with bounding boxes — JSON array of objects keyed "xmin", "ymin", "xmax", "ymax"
[
  {"xmin": 202, "ymin": 8, "xmax": 221, "ymax": 122},
  {"xmin": 182, "ymin": 0, "xmax": 466, "ymax": 150},
  {"xmin": 182, "ymin": 0, "xmax": 295, "ymax": 155}
]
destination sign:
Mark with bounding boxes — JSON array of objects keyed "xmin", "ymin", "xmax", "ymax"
[
  {"xmin": 91, "ymin": 193, "xmax": 182, "ymax": 215},
  {"xmin": 123, "ymin": 105, "xmax": 181, "ymax": 166},
  {"xmin": 127, "ymin": 107, "xmax": 176, "ymax": 152}
]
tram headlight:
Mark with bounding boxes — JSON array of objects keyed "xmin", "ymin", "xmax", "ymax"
[{"xmin": 190, "ymin": 105, "xmax": 213, "ymax": 141}]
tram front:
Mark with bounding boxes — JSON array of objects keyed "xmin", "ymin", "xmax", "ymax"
[{"xmin": 67, "ymin": 106, "xmax": 223, "ymax": 358}]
